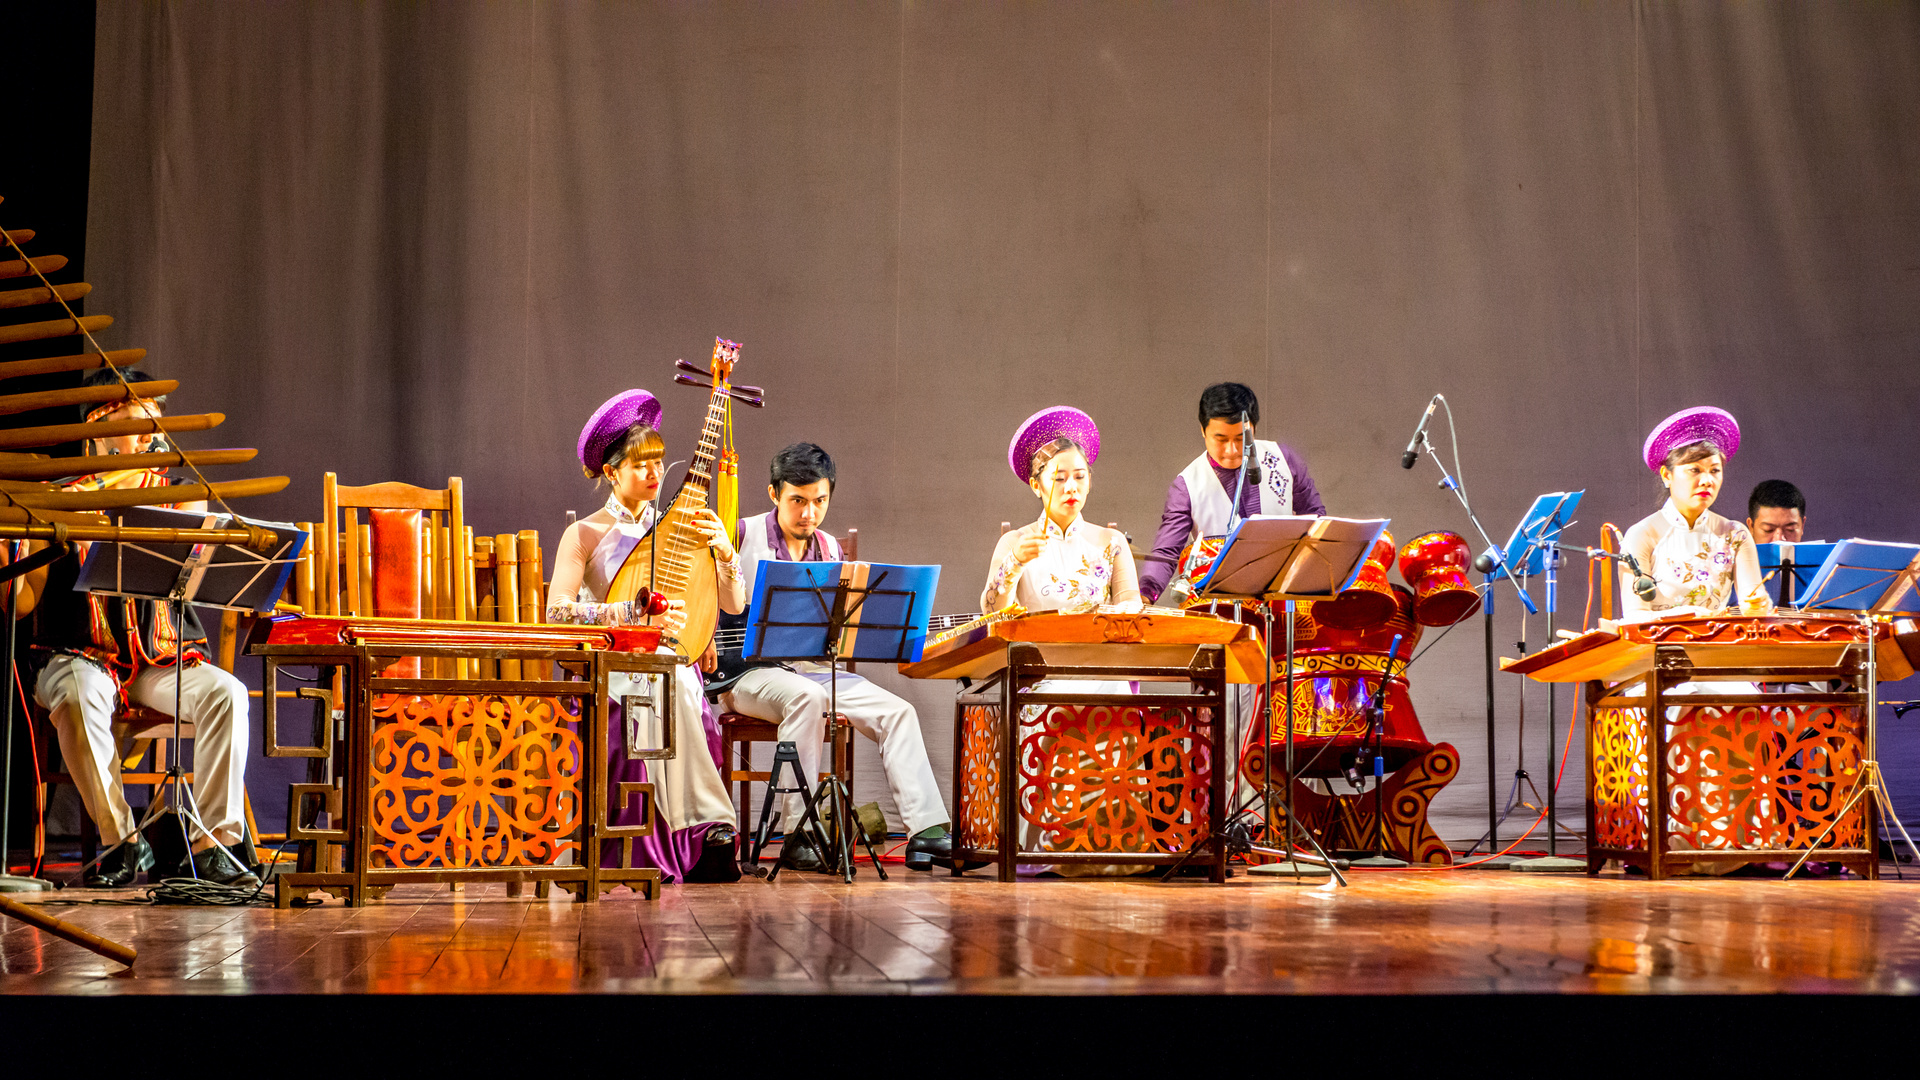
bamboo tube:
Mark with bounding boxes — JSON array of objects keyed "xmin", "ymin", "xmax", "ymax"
[
  {"xmin": 0, "ymin": 346, "xmax": 141, "ymax": 383},
  {"xmin": 0, "ymin": 280, "xmax": 88, "ymax": 310},
  {"xmin": 0, "ymin": 447, "xmax": 256, "ymax": 482},
  {"xmin": 2, "ymin": 475, "xmax": 287, "ymax": 511},
  {"xmin": 0, "ymin": 253, "xmax": 68, "ymax": 280},
  {"xmin": 0, "ymin": 521, "xmax": 275, "ymax": 549},
  {"xmin": 295, "ymin": 521, "xmax": 315, "ymax": 612},
  {"xmin": 0, "ymin": 378, "xmax": 175, "ymax": 417},
  {"xmin": 0, "ymin": 411, "xmax": 224, "ymax": 451},
  {"xmin": 0, "ymin": 313, "xmax": 112, "ymax": 346},
  {"xmin": 341, "ymin": 512, "xmax": 360, "ymax": 616},
  {"xmin": 495, "ymin": 533, "xmax": 520, "ymax": 681},
  {"xmin": 518, "ymin": 530, "xmax": 542, "ymax": 624},
  {"xmin": 473, "ymin": 535, "xmax": 497, "ymax": 680},
  {"xmin": 0, "ymin": 894, "xmax": 137, "ymax": 966}
]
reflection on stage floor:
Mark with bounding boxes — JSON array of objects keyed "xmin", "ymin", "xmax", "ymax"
[{"xmin": 4, "ymin": 866, "xmax": 1918, "ymax": 995}]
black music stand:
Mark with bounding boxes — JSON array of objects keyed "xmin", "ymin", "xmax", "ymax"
[
  {"xmin": 740, "ymin": 559, "xmax": 938, "ymax": 883},
  {"xmin": 1190, "ymin": 514, "xmax": 1386, "ymax": 885},
  {"xmin": 1785, "ymin": 540, "xmax": 1920, "ymax": 877},
  {"xmin": 74, "ymin": 507, "xmax": 304, "ymax": 880}
]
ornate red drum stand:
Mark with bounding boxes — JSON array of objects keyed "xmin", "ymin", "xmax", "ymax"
[{"xmin": 1240, "ymin": 588, "xmax": 1458, "ymax": 865}]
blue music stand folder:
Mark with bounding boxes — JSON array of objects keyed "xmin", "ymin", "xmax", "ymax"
[
  {"xmin": 1498, "ymin": 491, "xmax": 1584, "ymax": 578},
  {"xmin": 1797, "ymin": 540, "xmax": 1920, "ymax": 616},
  {"xmin": 1757, "ymin": 542, "xmax": 1837, "ymax": 608},
  {"xmin": 744, "ymin": 561, "xmax": 941, "ymax": 664}
]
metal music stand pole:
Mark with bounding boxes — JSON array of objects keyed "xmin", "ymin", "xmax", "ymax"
[{"xmin": 1406, "ymin": 432, "xmax": 1536, "ymax": 866}]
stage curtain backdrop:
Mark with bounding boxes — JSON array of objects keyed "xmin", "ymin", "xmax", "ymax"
[{"xmin": 85, "ymin": 1, "xmax": 1920, "ymax": 844}]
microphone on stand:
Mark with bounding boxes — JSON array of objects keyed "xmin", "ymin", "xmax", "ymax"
[
  {"xmin": 1400, "ymin": 395, "xmax": 1440, "ymax": 469},
  {"xmin": 1240, "ymin": 410, "xmax": 1261, "ymax": 485},
  {"xmin": 1560, "ymin": 544, "xmax": 1657, "ymax": 601}
]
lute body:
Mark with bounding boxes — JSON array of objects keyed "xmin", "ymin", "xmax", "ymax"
[{"xmin": 608, "ymin": 337, "xmax": 739, "ymax": 659}]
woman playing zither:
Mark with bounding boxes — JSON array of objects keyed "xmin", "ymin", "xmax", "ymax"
[
  {"xmin": 545, "ymin": 389, "xmax": 743, "ymax": 883},
  {"xmin": 1619, "ymin": 406, "xmax": 1773, "ymax": 624},
  {"xmin": 980, "ymin": 406, "xmax": 1150, "ymax": 877}
]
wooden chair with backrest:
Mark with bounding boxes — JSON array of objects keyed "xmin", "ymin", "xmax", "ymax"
[
  {"xmin": 713, "ymin": 529, "xmax": 860, "ymax": 829},
  {"xmin": 320, "ymin": 472, "xmax": 467, "ymax": 676}
]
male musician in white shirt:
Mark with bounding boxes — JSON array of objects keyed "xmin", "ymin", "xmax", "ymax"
[{"xmin": 717, "ymin": 443, "xmax": 961, "ymax": 872}]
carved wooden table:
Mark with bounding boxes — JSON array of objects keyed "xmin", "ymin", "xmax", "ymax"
[
  {"xmin": 251, "ymin": 616, "xmax": 678, "ymax": 906},
  {"xmin": 1506, "ymin": 613, "xmax": 1913, "ymax": 880},
  {"xmin": 903, "ymin": 610, "xmax": 1260, "ymax": 882}
]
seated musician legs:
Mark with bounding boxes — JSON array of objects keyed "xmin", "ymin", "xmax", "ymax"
[
  {"xmin": 36, "ymin": 656, "xmax": 140, "ymax": 846},
  {"xmin": 123, "ymin": 663, "xmax": 251, "ymax": 846},
  {"xmin": 723, "ymin": 667, "xmax": 949, "ymax": 835}
]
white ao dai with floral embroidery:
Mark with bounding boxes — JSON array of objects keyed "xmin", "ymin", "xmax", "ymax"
[
  {"xmin": 980, "ymin": 518, "xmax": 1141, "ymax": 614},
  {"xmin": 1620, "ymin": 499, "xmax": 1773, "ymax": 622}
]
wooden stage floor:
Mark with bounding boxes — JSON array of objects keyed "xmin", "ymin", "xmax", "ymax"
[{"xmin": 7, "ymin": 865, "xmax": 1920, "ymax": 997}]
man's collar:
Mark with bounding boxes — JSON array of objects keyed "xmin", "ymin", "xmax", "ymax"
[{"xmin": 769, "ymin": 512, "xmax": 827, "ymax": 562}]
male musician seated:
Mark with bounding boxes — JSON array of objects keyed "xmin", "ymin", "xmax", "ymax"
[
  {"xmin": 715, "ymin": 443, "xmax": 965, "ymax": 872},
  {"xmin": 24, "ymin": 368, "xmax": 258, "ymax": 888},
  {"xmin": 1139, "ymin": 382, "xmax": 1327, "ymax": 605},
  {"xmin": 1746, "ymin": 479, "xmax": 1807, "ymax": 544}
]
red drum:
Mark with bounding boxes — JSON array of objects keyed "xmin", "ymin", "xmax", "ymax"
[
  {"xmin": 1174, "ymin": 535, "xmax": 1269, "ymax": 621},
  {"xmin": 1314, "ymin": 532, "xmax": 1398, "ymax": 630},
  {"xmin": 1243, "ymin": 585, "xmax": 1432, "ymax": 781},
  {"xmin": 1397, "ymin": 530, "xmax": 1478, "ymax": 627}
]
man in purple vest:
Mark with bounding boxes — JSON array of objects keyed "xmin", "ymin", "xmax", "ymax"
[{"xmin": 1140, "ymin": 382, "xmax": 1326, "ymax": 605}]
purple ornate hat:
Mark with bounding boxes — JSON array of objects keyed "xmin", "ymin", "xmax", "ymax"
[
  {"xmin": 1008, "ymin": 406, "xmax": 1101, "ymax": 484},
  {"xmin": 577, "ymin": 389, "xmax": 663, "ymax": 475},
  {"xmin": 1643, "ymin": 406, "xmax": 1740, "ymax": 472}
]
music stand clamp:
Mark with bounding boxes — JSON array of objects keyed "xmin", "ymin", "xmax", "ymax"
[
  {"xmin": 739, "ymin": 559, "xmax": 939, "ymax": 883},
  {"xmin": 72, "ymin": 507, "xmax": 307, "ymax": 881},
  {"xmin": 1188, "ymin": 514, "xmax": 1388, "ymax": 886},
  {"xmin": 1786, "ymin": 539, "xmax": 1920, "ymax": 877}
]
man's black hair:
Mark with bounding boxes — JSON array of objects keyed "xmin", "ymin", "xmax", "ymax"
[
  {"xmin": 1748, "ymin": 479, "xmax": 1806, "ymax": 522},
  {"xmin": 770, "ymin": 442, "xmax": 836, "ymax": 493},
  {"xmin": 1198, "ymin": 382, "xmax": 1259, "ymax": 428}
]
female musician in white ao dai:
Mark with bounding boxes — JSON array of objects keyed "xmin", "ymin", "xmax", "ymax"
[
  {"xmin": 981, "ymin": 406, "xmax": 1148, "ymax": 876},
  {"xmin": 546, "ymin": 389, "xmax": 744, "ymax": 883}
]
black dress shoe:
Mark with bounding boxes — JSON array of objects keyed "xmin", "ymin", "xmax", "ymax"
[
  {"xmin": 174, "ymin": 844, "xmax": 262, "ymax": 888},
  {"xmin": 904, "ymin": 831, "xmax": 987, "ymax": 873},
  {"xmin": 84, "ymin": 837, "xmax": 154, "ymax": 888},
  {"xmin": 683, "ymin": 831, "xmax": 744, "ymax": 883},
  {"xmin": 777, "ymin": 833, "xmax": 828, "ymax": 873}
]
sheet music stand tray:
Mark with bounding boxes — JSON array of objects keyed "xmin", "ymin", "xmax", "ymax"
[
  {"xmin": 739, "ymin": 559, "xmax": 938, "ymax": 883},
  {"xmin": 1786, "ymin": 540, "xmax": 1920, "ymax": 877},
  {"xmin": 73, "ymin": 507, "xmax": 307, "ymax": 879},
  {"xmin": 1192, "ymin": 515, "xmax": 1388, "ymax": 886}
]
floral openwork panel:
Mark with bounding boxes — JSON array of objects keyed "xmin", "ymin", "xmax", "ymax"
[
  {"xmin": 1591, "ymin": 706, "xmax": 1651, "ymax": 850},
  {"xmin": 957, "ymin": 704, "xmax": 1003, "ymax": 851},
  {"xmin": 369, "ymin": 693, "xmax": 584, "ymax": 868},
  {"xmin": 1665, "ymin": 703, "xmax": 1866, "ymax": 851},
  {"xmin": 1015, "ymin": 703, "xmax": 1213, "ymax": 855}
]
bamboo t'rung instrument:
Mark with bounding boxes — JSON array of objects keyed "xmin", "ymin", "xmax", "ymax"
[{"xmin": 0, "ymin": 194, "xmax": 288, "ymax": 526}]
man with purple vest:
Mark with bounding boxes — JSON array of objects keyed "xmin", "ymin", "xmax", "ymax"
[{"xmin": 1140, "ymin": 382, "xmax": 1326, "ymax": 605}]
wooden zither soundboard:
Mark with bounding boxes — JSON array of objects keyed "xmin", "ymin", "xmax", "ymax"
[{"xmin": 0, "ymin": 197, "xmax": 288, "ymax": 531}]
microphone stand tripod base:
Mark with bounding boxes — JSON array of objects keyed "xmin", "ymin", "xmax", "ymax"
[
  {"xmin": 1348, "ymin": 854, "xmax": 1410, "ymax": 869},
  {"xmin": 1463, "ymin": 854, "xmax": 1523, "ymax": 870},
  {"xmin": 1510, "ymin": 854, "xmax": 1586, "ymax": 873},
  {"xmin": 0, "ymin": 873, "xmax": 53, "ymax": 893}
]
